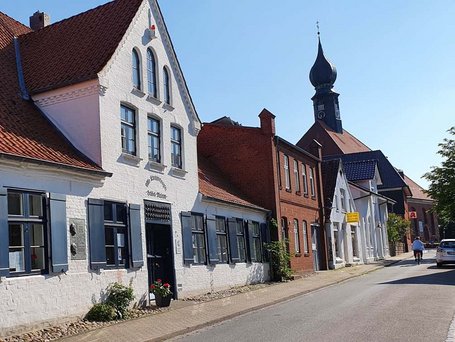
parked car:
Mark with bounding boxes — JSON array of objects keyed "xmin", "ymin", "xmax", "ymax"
[{"xmin": 436, "ymin": 239, "xmax": 455, "ymax": 267}]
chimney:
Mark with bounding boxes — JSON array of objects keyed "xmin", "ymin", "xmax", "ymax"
[
  {"xmin": 30, "ymin": 11, "xmax": 50, "ymax": 31},
  {"xmin": 258, "ymin": 108, "xmax": 276, "ymax": 135}
]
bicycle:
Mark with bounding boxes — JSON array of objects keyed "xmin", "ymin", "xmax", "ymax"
[{"xmin": 414, "ymin": 250, "xmax": 423, "ymax": 265}]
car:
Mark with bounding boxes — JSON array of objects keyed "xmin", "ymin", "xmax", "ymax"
[{"xmin": 436, "ymin": 239, "xmax": 455, "ymax": 267}]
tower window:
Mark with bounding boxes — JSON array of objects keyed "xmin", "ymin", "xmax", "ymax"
[
  {"xmin": 147, "ymin": 49, "xmax": 157, "ymax": 98},
  {"xmin": 132, "ymin": 49, "xmax": 141, "ymax": 90}
]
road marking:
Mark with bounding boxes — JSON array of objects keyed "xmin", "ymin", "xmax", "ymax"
[{"xmin": 446, "ymin": 310, "xmax": 455, "ymax": 342}]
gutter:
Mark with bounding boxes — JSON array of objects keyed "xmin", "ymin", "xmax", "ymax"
[{"xmin": 201, "ymin": 194, "xmax": 270, "ymax": 213}]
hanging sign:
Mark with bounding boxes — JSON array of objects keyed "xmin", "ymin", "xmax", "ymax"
[
  {"xmin": 409, "ymin": 211, "xmax": 417, "ymax": 219},
  {"xmin": 346, "ymin": 212, "xmax": 360, "ymax": 223}
]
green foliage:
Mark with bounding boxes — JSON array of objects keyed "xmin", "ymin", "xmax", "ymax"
[
  {"xmin": 265, "ymin": 240, "xmax": 292, "ymax": 281},
  {"xmin": 387, "ymin": 213, "xmax": 410, "ymax": 243},
  {"xmin": 85, "ymin": 303, "xmax": 116, "ymax": 322},
  {"xmin": 105, "ymin": 282, "xmax": 135, "ymax": 319},
  {"xmin": 423, "ymin": 127, "xmax": 455, "ymax": 226}
]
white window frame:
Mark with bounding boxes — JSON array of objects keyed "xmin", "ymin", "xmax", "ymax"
[{"xmin": 284, "ymin": 155, "xmax": 290, "ymax": 190}]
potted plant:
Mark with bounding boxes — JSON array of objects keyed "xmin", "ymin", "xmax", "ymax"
[{"xmin": 150, "ymin": 279, "xmax": 172, "ymax": 307}]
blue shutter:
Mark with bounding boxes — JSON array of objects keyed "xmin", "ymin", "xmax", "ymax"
[
  {"xmin": 247, "ymin": 220, "xmax": 255, "ymax": 263},
  {"xmin": 181, "ymin": 212, "xmax": 193, "ymax": 264},
  {"xmin": 0, "ymin": 188, "xmax": 9, "ymax": 276},
  {"xmin": 206, "ymin": 216, "xmax": 219, "ymax": 264},
  {"xmin": 227, "ymin": 218, "xmax": 240, "ymax": 263},
  {"xmin": 49, "ymin": 193, "xmax": 68, "ymax": 273},
  {"xmin": 88, "ymin": 199, "xmax": 106, "ymax": 270},
  {"xmin": 129, "ymin": 204, "xmax": 144, "ymax": 268},
  {"xmin": 260, "ymin": 222, "xmax": 269, "ymax": 262}
]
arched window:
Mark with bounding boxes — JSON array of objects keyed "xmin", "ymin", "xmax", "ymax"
[
  {"xmin": 132, "ymin": 49, "xmax": 141, "ymax": 89},
  {"xmin": 147, "ymin": 49, "xmax": 157, "ymax": 98},
  {"xmin": 163, "ymin": 67, "xmax": 171, "ymax": 104}
]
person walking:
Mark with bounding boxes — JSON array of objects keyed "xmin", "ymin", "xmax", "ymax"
[{"xmin": 412, "ymin": 236, "xmax": 425, "ymax": 262}]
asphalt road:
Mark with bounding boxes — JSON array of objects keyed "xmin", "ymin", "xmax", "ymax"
[{"xmin": 173, "ymin": 251, "xmax": 455, "ymax": 342}]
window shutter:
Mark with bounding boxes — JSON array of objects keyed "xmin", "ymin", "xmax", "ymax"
[
  {"xmin": 129, "ymin": 204, "xmax": 144, "ymax": 268},
  {"xmin": 206, "ymin": 216, "xmax": 219, "ymax": 264},
  {"xmin": 49, "ymin": 193, "xmax": 68, "ymax": 273},
  {"xmin": 246, "ymin": 220, "xmax": 254, "ymax": 263},
  {"xmin": 88, "ymin": 199, "xmax": 106, "ymax": 270},
  {"xmin": 227, "ymin": 218, "xmax": 240, "ymax": 263},
  {"xmin": 0, "ymin": 188, "xmax": 9, "ymax": 276},
  {"xmin": 260, "ymin": 222, "xmax": 268, "ymax": 262},
  {"xmin": 181, "ymin": 212, "xmax": 193, "ymax": 264}
]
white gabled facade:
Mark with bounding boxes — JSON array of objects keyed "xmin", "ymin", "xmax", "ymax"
[{"xmin": 0, "ymin": 1, "xmax": 270, "ymax": 336}]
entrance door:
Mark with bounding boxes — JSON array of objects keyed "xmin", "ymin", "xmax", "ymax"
[
  {"xmin": 146, "ymin": 224, "xmax": 176, "ymax": 298},
  {"xmin": 311, "ymin": 225, "xmax": 319, "ymax": 271}
]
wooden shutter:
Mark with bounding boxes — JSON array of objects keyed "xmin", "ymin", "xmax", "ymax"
[
  {"xmin": 246, "ymin": 220, "xmax": 254, "ymax": 263},
  {"xmin": 206, "ymin": 216, "xmax": 219, "ymax": 264},
  {"xmin": 260, "ymin": 222, "xmax": 268, "ymax": 262},
  {"xmin": 181, "ymin": 212, "xmax": 193, "ymax": 264},
  {"xmin": 88, "ymin": 199, "xmax": 106, "ymax": 270},
  {"xmin": 227, "ymin": 218, "xmax": 240, "ymax": 263},
  {"xmin": 129, "ymin": 204, "xmax": 144, "ymax": 268},
  {"xmin": 0, "ymin": 188, "xmax": 8, "ymax": 276},
  {"xmin": 49, "ymin": 193, "xmax": 68, "ymax": 273}
]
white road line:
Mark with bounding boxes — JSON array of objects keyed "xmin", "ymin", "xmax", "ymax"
[{"xmin": 446, "ymin": 310, "xmax": 455, "ymax": 342}]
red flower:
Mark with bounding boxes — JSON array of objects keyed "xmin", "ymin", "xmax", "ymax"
[
  {"xmin": 150, "ymin": 284, "xmax": 155, "ymax": 289},
  {"xmin": 164, "ymin": 283, "xmax": 170, "ymax": 288},
  {"xmin": 156, "ymin": 279, "xmax": 162, "ymax": 283}
]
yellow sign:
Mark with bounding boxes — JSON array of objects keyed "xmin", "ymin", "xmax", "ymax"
[{"xmin": 346, "ymin": 212, "xmax": 360, "ymax": 223}]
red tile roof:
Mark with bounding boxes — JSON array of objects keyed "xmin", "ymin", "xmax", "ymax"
[
  {"xmin": 198, "ymin": 156, "xmax": 267, "ymax": 211},
  {"xmin": 0, "ymin": 12, "xmax": 104, "ymax": 173},
  {"xmin": 320, "ymin": 121, "xmax": 371, "ymax": 154},
  {"xmin": 19, "ymin": 0, "xmax": 143, "ymax": 94},
  {"xmin": 404, "ymin": 175, "xmax": 431, "ymax": 201}
]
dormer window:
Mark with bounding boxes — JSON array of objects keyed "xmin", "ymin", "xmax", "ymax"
[
  {"xmin": 132, "ymin": 49, "xmax": 141, "ymax": 90},
  {"xmin": 147, "ymin": 49, "xmax": 157, "ymax": 98},
  {"xmin": 163, "ymin": 67, "xmax": 171, "ymax": 105}
]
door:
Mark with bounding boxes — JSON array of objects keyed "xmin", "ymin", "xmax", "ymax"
[
  {"xmin": 311, "ymin": 225, "xmax": 319, "ymax": 271},
  {"xmin": 146, "ymin": 223, "xmax": 176, "ymax": 299}
]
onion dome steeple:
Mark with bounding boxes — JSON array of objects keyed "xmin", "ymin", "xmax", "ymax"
[{"xmin": 309, "ymin": 27, "xmax": 343, "ymax": 134}]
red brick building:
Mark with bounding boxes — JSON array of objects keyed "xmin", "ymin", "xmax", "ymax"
[{"xmin": 198, "ymin": 109, "xmax": 327, "ymax": 273}]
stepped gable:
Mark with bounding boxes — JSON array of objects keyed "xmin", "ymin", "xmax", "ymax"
[
  {"xmin": 0, "ymin": 12, "xmax": 103, "ymax": 173},
  {"xmin": 19, "ymin": 0, "xmax": 143, "ymax": 94},
  {"xmin": 198, "ymin": 155, "xmax": 267, "ymax": 211}
]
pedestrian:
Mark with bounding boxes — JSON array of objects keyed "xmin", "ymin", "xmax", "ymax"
[{"xmin": 412, "ymin": 236, "xmax": 425, "ymax": 261}]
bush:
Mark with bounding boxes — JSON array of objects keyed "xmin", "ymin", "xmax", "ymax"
[
  {"xmin": 265, "ymin": 240, "xmax": 292, "ymax": 281},
  {"xmin": 105, "ymin": 282, "xmax": 135, "ymax": 319},
  {"xmin": 85, "ymin": 303, "xmax": 116, "ymax": 322}
]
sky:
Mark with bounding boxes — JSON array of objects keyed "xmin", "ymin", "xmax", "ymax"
[{"xmin": 2, "ymin": 0, "xmax": 454, "ymax": 189}]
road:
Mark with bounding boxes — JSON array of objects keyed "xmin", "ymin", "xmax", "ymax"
[{"xmin": 173, "ymin": 251, "xmax": 455, "ymax": 342}]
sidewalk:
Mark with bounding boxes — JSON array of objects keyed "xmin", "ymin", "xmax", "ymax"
[{"xmin": 62, "ymin": 253, "xmax": 413, "ymax": 342}]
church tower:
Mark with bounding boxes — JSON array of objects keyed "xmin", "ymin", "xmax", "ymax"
[{"xmin": 309, "ymin": 36, "xmax": 343, "ymax": 133}]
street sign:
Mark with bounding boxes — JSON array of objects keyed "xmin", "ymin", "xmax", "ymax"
[{"xmin": 346, "ymin": 212, "xmax": 360, "ymax": 223}]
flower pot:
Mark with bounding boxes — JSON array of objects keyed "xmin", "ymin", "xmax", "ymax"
[{"xmin": 155, "ymin": 294, "xmax": 172, "ymax": 307}]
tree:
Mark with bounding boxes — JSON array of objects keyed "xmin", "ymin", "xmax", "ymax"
[
  {"xmin": 423, "ymin": 127, "xmax": 455, "ymax": 226},
  {"xmin": 387, "ymin": 213, "xmax": 410, "ymax": 243}
]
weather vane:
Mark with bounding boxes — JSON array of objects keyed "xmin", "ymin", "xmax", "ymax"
[{"xmin": 316, "ymin": 21, "xmax": 320, "ymax": 37}]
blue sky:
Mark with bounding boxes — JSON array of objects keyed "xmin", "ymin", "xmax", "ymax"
[{"xmin": 3, "ymin": 1, "xmax": 454, "ymax": 188}]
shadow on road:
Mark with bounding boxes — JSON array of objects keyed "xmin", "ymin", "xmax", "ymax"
[{"xmin": 380, "ymin": 267, "xmax": 455, "ymax": 286}]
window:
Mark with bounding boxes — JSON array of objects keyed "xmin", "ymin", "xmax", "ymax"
[
  {"xmin": 309, "ymin": 167, "xmax": 316, "ymax": 197},
  {"xmin": 120, "ymin": 105, "xmax": 136, "ymax": 155},
  {"xmin": 191, "ymin": 214, "xmax": 206, "ymax": 264},
  {"xmin": 340, "ymin": 188, "xmax": 346, "ymax": 211},
  {"xmin": 104, "ymin": 202, "xmax": 128, "ymax": 267},
  {"xmin": 293, "ymin": 160, "xmax": 300, "ymax": 192},
  {"xmin": 249, "ymin": 221, "xmax": 261, "ymax": 262},
  {"xmin": 302, "ymin": 164, "xmax": 308, "ymax": 195},
  {"xmin": 8, "ymin": 191, "xmax": 47, "ymax": 274},
  {"xmin": 334, "ymin": 194, "xmax": 339, "ymax": 211},
  {"xmin": 216, "ymin": 217, "xmax": 228, "ymax": 263},
  {"xmin": 236, "ymin": 219, "xmax": 246, "ymax": 262},
  {"xmin": 303, "ymin": 220, "xmax": 309, "ymax": 254},
  {"xmin": 284, "ymin": 155, "xmax": 290, "ymax": 190},
  {"xmin": 163, "ymin": 67, "xmax": 171, "ymax": 104},
  {"xmin": 147, "ymin": 117, "xmax": 161, "ymax": 163},
  {"xmin": 147, "ymin": 49, "xmax": 157, "ymax": 98},
  {"xmin": 171, "ymin": 126, "xmax": 182, "ymax": 168},
  {"xmin": 293, "ymin": 219, "xmax": 300, "ymax": 254},
  {"xmin": 132, "ymin": 49, "xmax": 141, "ymax": 90}
]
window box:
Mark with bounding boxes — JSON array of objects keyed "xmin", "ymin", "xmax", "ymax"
[
  {"xmin": 147, "ymin": 95, "xmax": 162, "ymax": 105},
  {"xmin": 163, "ymin": 103, "xmax": 174, "ymax": 112},
  {"xmin": 121, "ymin": 152, "xmax": 142, "ymax": 165},
  {"xmin": 170, "ymin": 167, "xmax": 187, "ymax": 178},
  {"xmin": 131, "ymin": 88, "xmax": 146, "ymax": 98},
  {"xmin": 147, "ymin": 160, "xmax": 166, "ymax": 173}
]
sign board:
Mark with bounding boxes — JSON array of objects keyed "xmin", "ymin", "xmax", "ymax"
[
  {"xmin": 346, "ymin": 212, "xmax": 360, "ymax": 223},
  {"xmin": 409, "ymin": 211, "xmax": 417, "ymax": 219}
]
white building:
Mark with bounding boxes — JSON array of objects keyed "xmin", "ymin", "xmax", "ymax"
[{"xmin": 0, "ymin": 0, "xmax": 269, "ymax": 336}]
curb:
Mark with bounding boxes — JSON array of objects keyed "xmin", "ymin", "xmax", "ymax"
[{"xmin": 146, "ymin": 258, "xmax": 408, "ymax": 341}]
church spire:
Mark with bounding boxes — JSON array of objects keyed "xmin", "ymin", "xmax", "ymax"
[{"xmin": 309, "ymin": 28, "xmax": 343, "ymax": 133}]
